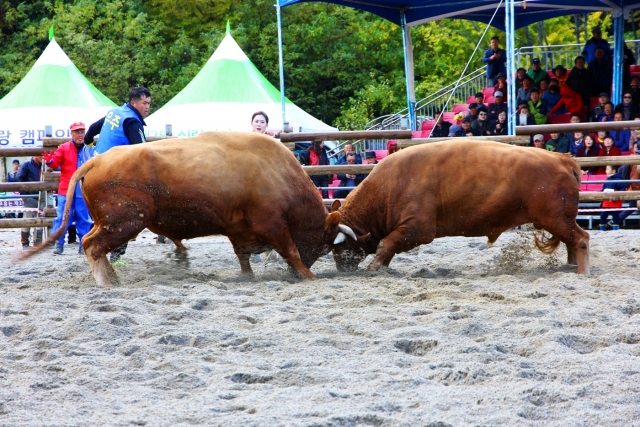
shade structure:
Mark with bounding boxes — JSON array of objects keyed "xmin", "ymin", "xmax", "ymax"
[
  {"xmin": 279, "ymin": 0, "xmax": 636, "ymax": 31},
  {"xmin": 145, "ymin": 31, "xmax": 336, "ymax": 137},
  {"xmin": 0, "ymin": 38, "xmax": 116, "ymax": 148}
]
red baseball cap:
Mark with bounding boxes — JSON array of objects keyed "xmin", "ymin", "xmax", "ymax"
[{"xmin": 69, "ymin": 122, "xmax": 85, "ymax": 131}]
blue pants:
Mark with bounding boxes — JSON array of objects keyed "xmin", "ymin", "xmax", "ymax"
[
  {"xmin": 618, "ymin": 200, "xmax": 638, "ymax": 223},
  {"xmin": 53, "ymin": 193, "xmax": 92, "ymax": 246}
]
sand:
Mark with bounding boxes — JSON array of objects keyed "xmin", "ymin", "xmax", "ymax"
[{"xmin": 1, "ymin": 227, "xmax": 639, "ymax": 426}]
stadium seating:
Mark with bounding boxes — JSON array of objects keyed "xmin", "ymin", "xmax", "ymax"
[
  {"xmin": 452, "ymin": 104, "xmax": 469, "ymax": 113},
  {"xmin": 549, "ymin": 114, "xmax": 572, "ymax": 124}
]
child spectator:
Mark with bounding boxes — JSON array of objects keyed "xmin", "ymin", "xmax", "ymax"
[
  {"xmin": 590, "ymin": 93, "xmax": 610, "ymax": 122},
  {"xmin": 577, "ymin": 134, "xmax": 602, "ymax": 175},
  {"xmin": 599, "ymin": 164, "xmax": 627, "ymax": 231},
  {"xmin": 517, "ymin": 103, "xmax": 537, "ymax": 126},
  {"xmin": 548, "ymin": 85, "xmax": 584, "ymax": 118},
  {"xmin": 545, "ymin": 133, "xmax": 570, "ymax": 153},
  {"xmin": 490, "ymin": 111, "xmax": 508, "ymax": 135},
  {"xmin": 569, "ymin": 132, "xmax": 585, "ymax": 157},
  {"xmin": 528, "ymin": 89, "xmax": 548, "ymax": 124},
  {"xmin": 552, "ymin": 65, "xmax": 569, "ymax": 87}
]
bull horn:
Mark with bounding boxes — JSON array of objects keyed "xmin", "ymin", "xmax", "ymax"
[
  {"xmin": 334, "ymin": 232, "xmax": 346, "ymax": 244},
  {"xmin": 338, "ymin": 224, "xmax": 357, "ymax": 241}
]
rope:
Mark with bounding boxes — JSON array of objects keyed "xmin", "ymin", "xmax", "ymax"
[{"xmin": 427, "ymin": 0, "xmax": 504, "ymax": 137}]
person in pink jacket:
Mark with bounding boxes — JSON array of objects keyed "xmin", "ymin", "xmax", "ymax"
[{"xmin": 42, "ymin": 122, "xmax": 93, "ymax": 255}]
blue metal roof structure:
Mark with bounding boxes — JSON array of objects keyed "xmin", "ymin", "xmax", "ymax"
[{"xmin": 275, "ymin": 0, "xmax": 636, "ymax": 132}]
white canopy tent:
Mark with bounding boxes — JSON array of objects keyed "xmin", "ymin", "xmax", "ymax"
[
  {"xmin": 0, "ymin": 38, "xmax": 116, "ymax": 148},
  {"xmin": 145, "ymin": 28, "xmax": 336, "ymax": 137}
]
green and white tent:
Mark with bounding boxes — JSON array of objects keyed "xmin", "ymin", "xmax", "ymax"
[
  {"xmin": 0, "ymin": 38, "xmax": 116, "ymax": 148},
  {"xmin": 145, "ymin": 29, "xmax": 336, "ymax": 137}
]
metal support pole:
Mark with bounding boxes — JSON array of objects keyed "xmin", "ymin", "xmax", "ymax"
[
  {"xmin": 276, "ymin": 2, "xmax": 287, "ymax": 129},
  {"xmin": 611, "ymin": 11, "xmax": 625, "ymax": 105},
  {"xmin": 505, "ymin": 0, "xmax": 516, "ymax": 135},
  {"xmin": 400, "ymin": 11, "xmax": 416, "ymax": 130}
]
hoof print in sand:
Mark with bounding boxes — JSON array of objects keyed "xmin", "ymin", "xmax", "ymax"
[{"xmin": 394, "ymin": 339, "xmax": 438, "ymax": 356}]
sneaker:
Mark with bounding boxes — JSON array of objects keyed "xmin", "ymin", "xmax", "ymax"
[
  {"xmin": 53, "ymin": 243, "xmax": 64, "ymax": 255},
  {"xmin": 599, "ymin": 225, "xmax": 607, "ymax": 231},
  {"xmin": 109, "ymin": 252, "xmax": 121, "ymax": 263},
  {"xmin": 611, "ymin": 224, "xmax": 620, "ymax": 231}
]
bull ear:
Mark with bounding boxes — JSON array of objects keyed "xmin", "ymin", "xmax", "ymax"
[
  {"xmin": 330, "ymin": 199, "xmax": 342, "ymax": 212},
  {"xmin": 359, "ymin": 232, "xmax": 372, "ymax": 244},
  {"xmin": 324, "ymin": 211, "xmax": 341, "ymax": 231}
]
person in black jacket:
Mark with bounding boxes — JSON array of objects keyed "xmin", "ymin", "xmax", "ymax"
[
  {"xmin": 431, "ymin": 111, "xmax": 452, "ymax": 138},
  {"xmin": 567, "ymin": 56, "xmax": 593, "ymax": 113},
  {"xmin": 302, "ymin": 140, "xmax": 330, "ymax": 199}
]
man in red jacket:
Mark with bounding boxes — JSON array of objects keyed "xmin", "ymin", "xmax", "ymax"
[{"xmin": 42, "ymin": 122, "xmax": 93, "ymax": 255}]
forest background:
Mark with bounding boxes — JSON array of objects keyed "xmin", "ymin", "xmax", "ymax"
[{"xmin": 0, "ymin": 0, "xmax": 627, "ymax": 129}]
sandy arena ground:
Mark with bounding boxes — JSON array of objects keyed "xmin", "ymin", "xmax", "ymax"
[{"xmin": 0, "ymin": 227, "xmax": 639, "ymax": 426}]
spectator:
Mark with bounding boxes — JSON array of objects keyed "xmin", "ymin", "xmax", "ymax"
[
  {"xmin": 569, "ymin": 132, "xmax": 585, "ymax": 157},
  {"xmin": 591, "ymin": 93, "xmax": 610, "ymax": 122},
  {"xmin": 629, "ymin": 114, "xmax": 640, "ymax": 149},
  {"xmin": 333, "ymin": 152, "xmax": 365, "ymax": 199},
  {"xmin": 595, "ymin": 130, "xmax": 608, "ymax": 146},
  {"xmin": 42, "ymin": 122, "xmax": 93, "ymax": 255},
  {"xmin": 337, "ymin": 142, "xmax": 362, "ymax": 165},
  {"xmin": 364, "ymin": 151, "xmax": 378, "ymax": 164},
  {"xmin": 454, "ymin": 118, "xmax": 480, "ymax": 137},
  {"xmin": 599, "ymin": 164, "xmax": 627, "ymax": 231},
  {"xmin": 532, "ymin": 134, "xmax": 546, "ymax": 149},
  {"xmin": 582, "ymin": 26, "xmax": 612, "ymax": 63},
  {"xmin": 387, "ymin": 140, "xmax": 399, "ymax": 155},
  {"xmin": 528, "ymin": 58, "xmax": 549, "ymax": 87},
  {"xmin": 549, "ymin": 85, "xmax": 584, "ymax": 118},
  {"xmin": 493, "ymin": 73, "xmax": 508, "ymax": 101},
  {"xmin": 577, "ymin": 134, "xmax": 602, "ymax": 175},
  {"xmin": 618, "ymin": 147, "xmax": 640, "ymax": 225},
  {"xmin": 623, "ymin": 42, "xmax": 636, "ymax": 91},
  {"xmin": 517, "ymin": 103, "xmax": 537, "ymax": 126},
  {"xmin": 16, "ymin": 156, "xmax": 44, "ymax": 249},
  {"xmin": 598, "ymin": 102, "xmax": 615, "ymax": 122},
  {"xmin": 472, "ymin": 109, "xmax": 491, "ymax": 136},
  {"xmin": 474, "ymin": 92, "xmax": 487, "ymax": 109},
  {"xmin": 490, "ymin": 111, "xmax": 508, "ymax": 135},
  {"xmin": 542, "ymin": 79, "xmax": 562, "ymax": 111},
  {"xmin": 85, "ymin": 86, "xmax": 151, "ymax": 262},
  {"xmin": 516, "ymin": 76, "xmax": 534, "ymax": 106},
  {"xmin": 465, "ymin": 103, "xmax": 480, "ymax": 122},
  {"xmin": 7, "ymin": 159, "xmax": 20, "ymax": 182},
  {"xmin": 482, "ymin": 36, "xmax": 507, "ymax": 86},
  {"xmin": 628, "ymin": 75, "xmax": 640, "ymax": 107},
  {"xmin": 303, "ymin": 140, "xmax": 330, "ymax": 199},
  {"xmin": 566, "ymin": 114, "xmax": 582, "ymax": 145},
  {"xmin": 609, "ymin": 111, "xmax": 633, "ymax": 151},
  {"xmin": 545, "ymin": 133, "xmax": 570, "ymax": 153},
  {"xmin": 487, "ymin": 91, "xmax": 508, "ymax": 121},
  {"xmin": 552, "ymin": 65, "xmax": 569, "ymax": 87},
  {"xmin": 589, "ymin": 46, "xmax": 613, "ymax": 97},
  {"xmin": 567, "ymin": 56, "xmax": 593, "ymax": 110},
  {"xmin": 431, "ymin": 111, "xmax": 452, "ymax": 138},
  {"xmin": 616, "ymin": 91, "xmax": 635, "ymax": 121},
  {"xmin": 598, "ymin": 135, "xmax": 622, "ymax": 173},
  {"xmin": 251, "ymin": 111, "xmax": 269, "ymax": 134},
  {"xmin": 515, "ymin": 67, "xmax": 527, "ymax": 89},
  {"xmin": 539, "ymin": 79, "xmax": 550, "ymax": 97},
  {"xmin": 528, "ymin": 89, "xmax": 548, "ymax": 124}
]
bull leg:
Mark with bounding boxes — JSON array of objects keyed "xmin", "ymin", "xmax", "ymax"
[
  {"xmin": 367, "ymin": 225, "xmax": 433, "ymax": 271},
  {"xmin": 230, "ymin": 242, "xmax": 254, "ymax": 277},
  {"xmin": 265, "ymin": 230, "xmax": 314, "ymax": 280},
  {"xmin": 81, "ymin": 224, "xmax": 132, "ymax": 287},
  {"xmin": 84, "ymin": 245, "xmax": 120, "ymax": 287}
]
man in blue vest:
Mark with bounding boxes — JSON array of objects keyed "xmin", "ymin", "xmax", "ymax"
[{"xmin": 84, "ymin": 86, "xmax": 151, "ymax": 262}]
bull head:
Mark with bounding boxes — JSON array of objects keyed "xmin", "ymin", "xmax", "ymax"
[{"xmin": 329, "ymin": 200, "xmax": 372, "ymax": 272}]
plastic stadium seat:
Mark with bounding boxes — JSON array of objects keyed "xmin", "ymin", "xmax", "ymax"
[
  {"xmin": 467, "ymin": 95, "xmax": 476, "ymax": 104},
  {"xmin": 482, "ymin": 87, "xmax": 494, "ymax": 97},
  {"xmin": 584, "ymin": 174, "xmax": 607, "ymax": 192},
  {"xmin": 452, "ymin": 104, "xmax": 469, "ymax": 114},
  {"xmin": 372, "ymin": 150, "xmax": 388, "ymax": 161},
  {"xmin": 631, "ymin": 65, "xmax": 640, "ymax": 73},
  {"xmin": 589, "ymin": 97, "xmax": 600, "ymax": 111},
  {"xmin": 328, "ymin": 179, "xmax": 341, "ymax": 199},
  {"xmin": 484, "ymin": 95, "xmax": 495, "ymax": 104},
  {"xmin": 421, "ymin": 120, "xmax": 435, "ymax": 131},
  {"xmin": 412, "ymin": 131, "xmax": 422, "ymax": 138},
  {"xmin": 549, "ymin": 114, "xmax": 571, "ymax": 124},
  {"xmin": 442, "ymin": 112, "xmax": 456, "ymax": 122}
]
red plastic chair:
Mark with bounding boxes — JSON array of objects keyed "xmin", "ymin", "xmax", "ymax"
[
  {"xmin": 328, "ymin": 179, "xmax": 341, "ymax": 199},
  {"xmin": 442, "ymin": 112, "xmax": 456, "ymax": 122},
  {"xmin": 549, "ymin": 114, "xmax": 571, "ymax": 124},
  {"xmin": 421, "ymin": 120, "xmax": 435, "ymax": 131},
  {"xmin": 585, "ymin": 174, "xmax": 607, "ymax": 191},
  {"xmin": 452, "ymin": 104, "xmax": 469, "ymax": 114},
  {"xmin": 482, "ymin": 87, "xmax": 494, "ymax": 97}
]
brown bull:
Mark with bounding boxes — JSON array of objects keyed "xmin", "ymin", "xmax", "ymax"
[
  {"xmin": 332, "ymin": 140, "xmax": 590, "ymax": 274},
  {"xmin": 20, "ymin": 132, "xmax": 355, "ymax": 286}
]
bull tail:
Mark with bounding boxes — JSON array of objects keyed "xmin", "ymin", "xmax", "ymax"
[
  {"xmin": 533, "ymin": 231, "xmax": 561, "ymax": 255},
  {"xmin": 14, "ymin": 159, "xmax": 95, "ymax": 262}
]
